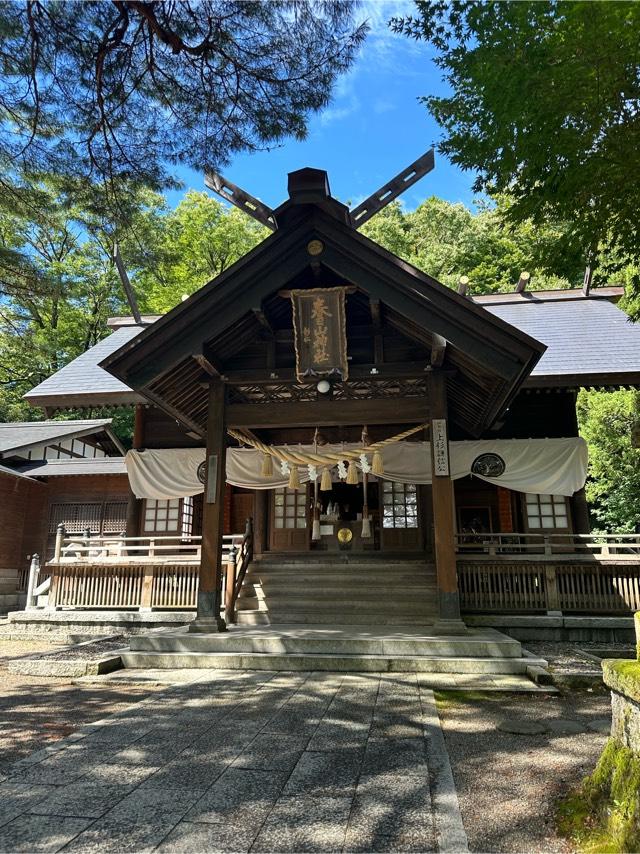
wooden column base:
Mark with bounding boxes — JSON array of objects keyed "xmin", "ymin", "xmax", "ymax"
[
  {"xmin": 188, "ymin": 592, "xmax": 227, "ymax": 633},
  {"xmin": 432, "ymin": 590, "xmax": 467, "ymax": 635}
]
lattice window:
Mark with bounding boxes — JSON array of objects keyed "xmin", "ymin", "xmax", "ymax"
[
  {"xmin": 143, "ymin": 498, "xmax": 181, "ymax": 533},
  {"xmin": 274, "ymin": 487, "xmax": 307, "ymax": 529},
  {"xmin": 48, "ymin": 503, "xmax": 103, "ymax": 534},
  {"xmin": 102, "ymin": 501, "xmax": 128, "ymax": 534},
  {"xmin": 525, "ymin": 494, "xmax": 569, "ymax": 530},
  {"xmin": 382, "ymin": 481, "xmax": 418, "ymax": 529}
]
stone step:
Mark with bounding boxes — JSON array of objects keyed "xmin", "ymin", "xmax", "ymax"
[
  {"xmin": 252, "ymin": 563, "xmax": 435, "ymax": 573},
  {"xmin": 245, "ymin": 575, "xmax": 436, "ymax": 594},
  {"xmin": 234, "ymin": 612, "xmax": 435, "ymax": 626},
  {"xmin": 254, "ymin": 554, "xmax": 430, "ymax": 563},
  {"xmin": 241, "ymin": 583, "xmax": 436, "ymax": 606},
  {"xmin": 121, "ymin": 649, "xmax": 546, "ymax": 674},
  {"xmin": 236, "ymin": 598, "xmax": 437, "ymax": 616},
  {"xmin": 129, "ymin": 632, "xmax": 522, "ymax": 659}
]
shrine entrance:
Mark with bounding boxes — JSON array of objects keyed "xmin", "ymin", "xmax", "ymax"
[{"xmin": 267, "ymin": 478, "xmax": 427, "ymax": 553}]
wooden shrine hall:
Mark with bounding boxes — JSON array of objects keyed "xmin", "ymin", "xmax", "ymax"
[{"xmin": 101, "ymin": 166, "xmax": 555, "ymax": 635}]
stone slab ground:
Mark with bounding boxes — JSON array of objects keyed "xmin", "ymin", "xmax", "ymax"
[{"xmin": 0, "ymin": 669, "xmax": 467, "ymax": 853}]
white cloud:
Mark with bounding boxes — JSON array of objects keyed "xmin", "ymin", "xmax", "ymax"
[{"xmin": 318, "ymin": 96, "xmax": 360, "ymax": 126}]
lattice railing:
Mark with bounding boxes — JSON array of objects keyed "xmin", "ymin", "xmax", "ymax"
[{"xmin": 459, "ymin": 560, "xmax": 640, "ymax": 614}]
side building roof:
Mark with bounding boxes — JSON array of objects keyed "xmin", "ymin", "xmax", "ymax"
[
  {"xmin": 0, "ymin": 418, "xmax": 124, "ymax": 458},
  {"xmin": 480, "ymin": 296, "xmax": 640, "ymax": 387},
  {"xmin": 23, "ymin": 288, "xmax": 640, "ymax": 412},
  {"xmin": 24, "ymin": 326, "xmax": 146, "ymax": 411}
]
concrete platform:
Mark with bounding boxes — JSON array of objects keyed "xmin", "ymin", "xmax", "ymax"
[
  {"xmin": 3, "ymin": 609, "xmax": 195, "ymax": 640},
  {"xmin": 465, "ymin": 614, "xmax": 635, "ymax": 643},
  {"xmin": 122, "ymin": 624, "xmax": 548, "ymax": 677}
]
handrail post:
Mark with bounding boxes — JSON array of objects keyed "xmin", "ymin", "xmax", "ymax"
[
  {"xmin": 25, "ymin": 554, "xmax": 40, "ymax": 610},
  {"xmin": 544, "ymin": 563, "xmax": 562, "ymax": 615},
  {"xmin": 543, "ymin": 535, "xmax": 552, "ymax": 556},
  {"xmin": 54, "ymin": 523, "xmax": 66, "ymax": 561},
  {"xmin": 225, "ymin": 543, "xmax": 238, "ymax": 624}
]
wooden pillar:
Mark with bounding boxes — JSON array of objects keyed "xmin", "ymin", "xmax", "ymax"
[
  {"xmin": 190, "ymin": 379, "xmax": 227, "ymax": 632},
  {"xmin": 125, "ymin": 404, "xmax": 145, "ymax": 539},
  {"xmin": 571, "ymin": 487, "xmax": 591, "ymax": 535},
  {"xmin": 253, "ymin": 489, "xmax": 268, "ymax": 556},
  {"xmin": 428, "ymin": 371, "xmax": 466, "ymax": 633}
]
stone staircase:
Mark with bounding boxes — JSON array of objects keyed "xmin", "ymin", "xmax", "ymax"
[
  {"xmin": 121, "ymin": 554, "xmax": 549, "ymax": 678},
  {"xmin": 234, "ymin": 554, "xmax": 437, "ymax": 626}
]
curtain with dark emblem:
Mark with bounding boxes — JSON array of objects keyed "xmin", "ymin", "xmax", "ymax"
[{"xmin": 290, "ymin": 287, "xmax": 348, "ymax": 382}]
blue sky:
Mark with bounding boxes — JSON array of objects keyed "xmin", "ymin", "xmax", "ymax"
[{"xmin": 168, "ymin": 1, "xmax": 477, "ymax": 213}]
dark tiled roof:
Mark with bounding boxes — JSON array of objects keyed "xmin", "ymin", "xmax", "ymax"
[
  {"xmin": 22, "ymin": 293, "xmax": 640, "ymax": 407},
  {"xmin": 484, "ymin": 299, "xmax": 640, "ymax": 384},
  {"xmin": 0, "ymin": 418, "xmax": 117, "ymax": 456},
  {"xmin": 15, "ymin": 457, "xmax": 128, "ymax": 477},
  {"xmin": 24, "ymin": 326, "xmax": 146, "ymax": 408}
]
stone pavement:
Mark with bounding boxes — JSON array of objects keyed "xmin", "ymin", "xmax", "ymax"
[{"xmin": 0, "ymin": 670, "xmax": 468, "ymax": 853}]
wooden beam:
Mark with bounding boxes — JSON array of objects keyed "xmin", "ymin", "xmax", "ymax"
[
  {"xmin": 430, "ymin": 334, "xmax": 447, "ymax": 368},
  {"xmin": 457, "ymin": 276, "xmax": 469, "ymax": 296},
  {"xmin": 226, "ymin": 397, "xmax": 430, "ymax": 428},
  {"xmin": 252, "ymin": 307, "xmax": 276, "ymax": 368},
  {"xmin": 223, "ymin": 362, "xmax": 434, "ymax": 385},
  {"xmin": 205, "ymin": 171, "xmax": 276, "ymax": 230},
  {"xmin": 252, "ymin": 307, "xmax": 275, "ymax": 336},
  {"xmin": 190, "ymin": 380, "xmax": 227, "ymax": 632},
  {"xmin": 370, "ymin": 299, "xmax": 384, "ymax": 365},
  {"xmin": 351, "ymin": 148, "xmax": 435, "ymax": 227},
  {"xmin": 277, "ymin": 286, "xmax": 357, "ymax": 299},
  {"xmin": 192, "ymin": 353, "xmax": 220, "ymax": 378},
  {"xmin": 515, "ymin": 271, "xmax": 530, "ymax": 293}
]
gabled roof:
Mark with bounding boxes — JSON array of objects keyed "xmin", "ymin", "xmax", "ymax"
[
  {"xmin": 14, "ymin": 457, "xmax": 127, "ymax": 477},
  {"xmin": 24, "ymin": 326, "xmax": 146, "ymax": 410},
  {"xmin": 0, "ymin": 419, "xmax": 125, "ymax": 458},
  {"xmin": 101, "ymin": 175, "xmax": 545, "ymax": 438}
]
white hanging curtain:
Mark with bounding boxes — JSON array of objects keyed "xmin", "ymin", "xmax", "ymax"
[{"xmin": 125, "ymin": 437, "xmax": 587, "ymax": 500}]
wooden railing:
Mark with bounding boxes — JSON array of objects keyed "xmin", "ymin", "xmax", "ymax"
[
  {"xmin": 224, "ymin": 518, "xmax": 254, "ymax": 624},
  {"xmin": 458, "ymin": 558, "xmax": 640, "ymax": 615},
  {"xmin": 456, "ymin": 532, "xmax": 640, "ymax": 557},
  {"xmin": 44, "ymin": 530, "xmax": 243, "ymax": 611}
]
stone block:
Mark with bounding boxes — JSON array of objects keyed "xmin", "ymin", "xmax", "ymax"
[
  {"xmin": 0, "ymin": 813, "xmax": 92, "ymax": 852},
  {"xmin": 283, "ymin": 750, "xmax": 363, "ymax": 797},
  {"xmin": 64, "ymin": 817, "xmax": 180, "ymax": 853},
  {"xmin": 251, "ymin": 795, "xmax": 353, "ymax": 852}
]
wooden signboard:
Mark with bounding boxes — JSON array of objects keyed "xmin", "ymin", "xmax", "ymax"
[
  {"xmin": 291, "ymin": 287, "xmax": 348, "ymax": 382},
  {"xmin": 432, "ymin": 418, "xmax": 450, "ymax": 476}
]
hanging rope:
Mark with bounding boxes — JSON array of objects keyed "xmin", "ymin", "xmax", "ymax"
[{"xmin": 227, "ymin": 423, "xmax": 426, "ymax": 469}]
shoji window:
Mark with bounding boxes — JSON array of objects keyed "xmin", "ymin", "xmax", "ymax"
[{"xmin": 525, "ymin": 494, "xmax": 569, "ymax": 530}]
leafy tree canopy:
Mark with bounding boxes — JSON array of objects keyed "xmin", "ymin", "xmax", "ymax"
[
  {"xmin": 391, "ymin": 1, "xmax": 640, "ymax": 291},
  {"xmin": 577, "ymin": 389, "xmax": 640, "ymax": 533},
  {"xmin": 361, "ymin": 195, "xmax": 584, "ymax": 293},
  {"xmin": 0, "ymin": 1, "xmax": 365, "ymax": 218}
]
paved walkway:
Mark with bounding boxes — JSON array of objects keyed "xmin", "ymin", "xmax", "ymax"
[{"xmin": 0, "ymin": 670, "xmax": 468, "ymax": 853}]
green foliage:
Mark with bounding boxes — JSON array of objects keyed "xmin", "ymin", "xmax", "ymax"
[
  {"xmin": 0, "ymin": 2, "xmax": 365, "ymax": 219},
  {"xmin": 557, "ymin": 738, "xmax": 640, "ymax": 853},
  {"xmin": 392, "ymin": 1, "xmax": 640, "ymax": 292},
  {"xmin": 0, "ymin": 185, "xmax": 269, "ymax": 421},
  {"xmin": 361, "ymin": 195, "xmax": 583, "ymax": 293},
  {"xmin": 577, "ymin": 389, "xmax": 640, "ymax": 532},
  {"xmin": 133, "ymin": 192, "xmax": 268, "ymax": 314}
]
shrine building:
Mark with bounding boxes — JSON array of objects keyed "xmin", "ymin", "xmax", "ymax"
[{"xmin": 5, "ymin": 166, "xmax": 640, "ymax": 664}]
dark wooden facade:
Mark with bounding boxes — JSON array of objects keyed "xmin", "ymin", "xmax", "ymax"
[{"xmin": 102, "ymin": 168, "xmax": 552, "ymax": 631}]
